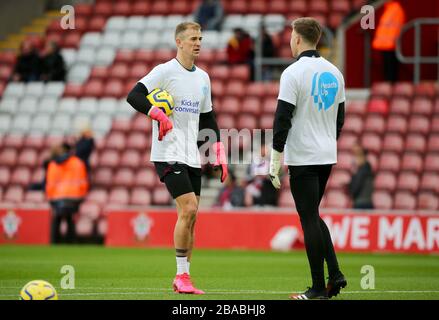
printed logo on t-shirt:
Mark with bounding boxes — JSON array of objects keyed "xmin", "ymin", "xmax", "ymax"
[
  {"xmin": 174, "ymin": 99, "xmax": 200, "ymax": 114},
  {"xmin": 311, "ymin": 72, "xmax": 339, "ymax": 111}
]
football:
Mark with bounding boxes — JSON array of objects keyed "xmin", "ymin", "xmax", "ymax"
[
  {"xmin": 147, "ymin": 88, "xmax": 175, "ymax": 116},
  {"xmin": 19, "ymin": 280, "xmax": 58, "ymax": 300}
]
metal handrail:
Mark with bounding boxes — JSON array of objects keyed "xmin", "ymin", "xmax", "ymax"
[
  {"xmin": 395, "ymin": 18, "xmax": 439, "ymax": 84},
  {"xmin": 254, "ymin": 22, "xmax": 335, "ymax": 81}
]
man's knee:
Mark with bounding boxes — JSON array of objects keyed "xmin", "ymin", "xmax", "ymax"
[{"xmin": 179, "ymin": 198, "xmax": 198, "ymax": 223}]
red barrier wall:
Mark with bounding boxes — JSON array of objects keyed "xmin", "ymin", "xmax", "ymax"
[
  {"xmin": 0, "ymin": 208, "xmax": 50, "ymax": 245},
  {"xmin": 105, "ymin": 209, "xmax": 439, "ymax": 254}
]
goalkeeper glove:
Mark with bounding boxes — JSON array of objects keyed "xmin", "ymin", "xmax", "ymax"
[
  {"xmin": 212, "ymin": 141, "xmax": 228, "ymax": 183},
  {"xmin": 269, "ymin": 148, "xmax": 282, "ymax": 189},
  {"xmin": 148, "ymin": 106, "xmax": 173, "ymax": 141}
]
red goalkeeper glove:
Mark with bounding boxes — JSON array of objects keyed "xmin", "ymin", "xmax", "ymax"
[
  {"xmin": 148, "ymin": 107, "xmax": 173, "ymax": 141},
  {"xmin": 212, "ymin": 141, "xmax": 228, "ymax": 183}
]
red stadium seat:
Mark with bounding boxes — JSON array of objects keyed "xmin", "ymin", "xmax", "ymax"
[
  {"xmin": 225, "ymin": 80, "xmax": 246, "ymax": 97},
  {"xmin": 170, "ymin": 0, "xmax": 191, "ymax": 15},
  {"xmin": 346, "ymin": 100, "xmax": 367, "ymax": 116},
  {"xmin": 127, "ymin": 132, "xmax": 149, "ymax": 150},
  {"xmin": 327, "ymin": 170, "xmax": 351, "ymax": 190},
  {"xmin": 134, "ymin": 50, "xmax": 155, "ymax": 64},
  {"xmin": 134, "ymin": 168, "xmax": 156, "ymax": 189},
  {"xmin": 154, "ymin": 49, "xmax": 175, "ymax": 64},
  {"xmin": 230, "ymin": 65, "xmax": 250, "ymax": 81},
  {"xmin": 427, "ymin": 135, "xmax": 439, "ymax": 153},
  {"xmin": 0, "ymin": 149, "xmax": 18, "ymax": 167},
  {"xmin": 115, "ymin": 50, "xmax": 135, "ymax": 64},
  {"xmin": 389, "ymin": 98, "xmax": 410, "ymax": 116},
  {"xmin": 62, "ymin": 32, "xmax": 82, "ymax": 48},
  {"xmin": 386, "ymin": 115, "xmax": 407, "ymax": 135},
  {"xmin": 337, "ymin": 133, "xmax": 358, "ymax": 151},
  {"xmin": 331, "ymin": 0, "xmax": 351, "ymax": 13},
  {"xmin": 270, "ymin": 0, "xmax": 288, "ymax": 14},
  {"xmin": 0, "ymin": 167, "xmax": 10, "ymax": 187},
  {"xmin": 132, "ymin": 114, "xmax": 152, "ymax": 133},
  {"xmin": 211, "ymin": 80, "xmax": 225, "ymax": 97},
  {"xmin": 216, "ymin": 113, "xmax": 236, "ymax": 129},
  {"xmin": 394, "ymin": 192, "xmax": 417, "ymax": 210},
  {"xmin": 93, "ymin": 164, "xmax": 112, "ymax": 188},
  {"xmin": 17, "ymin": 148, "xmax": 38, "ymax": 168},
  {"xmin": 414, "ymin": 82, "xmax": 436, "ymax": 98},
  {"xmin": 76, "ymin": 217, "xmax": 94, "ymax": 237},
  {"xmin": 424, "ymin": 154, "xmax": 439, "ymax": 172},
  {"xmin": 371, "ymin": 82, "xmax": 392, "ymax": 98},
  {"xmin": 248, "ymin": 0, "xmax": 268, "ymax": 14},
  {"xmin": 3, "ymin": 186, "xmax": 24, "ymax": 203},
  {"xmin": 408, "ymin": 116, "xmax": 430, "ymax": 135},
  {"xmin": 335, "ymin": 152, "xmax": 353, "ymax": 171},
  {"xmin": 88, "ymin": 16, "xmax": 107, "ymax": 32},
  {"xmin": 89, "ymin": 66, "xmax": 109, "ymax": 80},
  {"xmin": 328, "ymin": 13, "xmax": 345, "ymax": 30},
  {"xmin": 129, "ymin": 62, "xmax": 150, "ymax": 80},
  {"xmin": 412, "ymin": 98, "xmax": 433, "ymax": 116},
  {"xmin": 109, "ymin": 63, "xmax": 129, "ymax": 80},
  {"xmin": 393, "ymin": 82, "xmax": 414, "ymax": 98},
  {"xmin": 324, "ymin": 191, "xmax": 350, "ymax": 209},
  {"xmin": 417, "ymin": 193, "xmax": 439, "ymax": 211},
  {"xmin": 150, "ymin": 0, "xmax": 170, "ymax": 14},
  {"xmin": 152, "ymin": 186, "xmax": 171, "ymax": 205},
  {"xmin": 104, "ymin": 80, "xmax": 124, "ymax": 98},
  {"xmin": 23, "ymin": 135, "xmax": 44, "ymax": 151},
  {"xmin": 74, "ymin": 3, "xmax": 93, "ymax": 17},
  {"xmin": 113, "ymin": 168, "xmax": 135, "ymax": 188},
  {"xmin": 397, "ymin": 172, "xmax": 419, "ymax": 193},
  {"xmin": 405, "ymin": 134, "xmax": 426, "ymax": 153},
  {"xmin": 3, "ymin": 135, "xmax": 24, "ymax": 149},
  {"xmin": 364, "ymin": 114, "xmax": 386, "ymax": 134},
  {"xmin": 237, "ymin": 114, "xmax": 257, "ymax": 131},
  {"xmin": 111, "ymin": 118, "xmax": 131, "ymax": 134},
  {"xmin": 0, "ymin": 65, "xmax": 13, "ymax": 81},
  {"xmin": 246, "ymin": 82, "xmax": 266, "ymax": 98},
  {"xmin": 83, "ymin": 80, "xmax": 104, "ymax": 98},
  {"xmin": 262, "ymin": 97, "xmax": 277, "ymax": 114},
  {"xmin": 94, "ymin": 2, "xmax": 113, "ymax": 17},
  {"xmin": 378, "ymin": 152, "xmax": 400, "ymax": 173},
  {"xmin": 79, "ymin": 201, "xmax": 101, "ymax": 220},
  {"xmin": 374, "ymin": 172, "xmax": 397, "ymax": 192},
  {"xmin": 360, "ymin": 133, "xmax": 382, "ymax": 154},
  {"xmin": 420, "ymin": 173, "xmax": 439, "ymax": 193},
  {"xmin": 367, "ymin": 98, "xmax": 388, "ymax": 114},
  {"xmin": 98, "ymin": 150, "xmax": 120, "ymax": 168},
  {"xmin": 210, "ymin": 65, "xmax": 230, "ymax": 81},
  {"xmin": 373, "ymin": 191, "xmax": 393, "ymax": 210},
  {"xmin": 11, "ymin": 170, "xmax": 28, "ymax": 192},
  {"xmin": 289, "ymin": 0, "xmax": 307, "ymax": 13},
  {"xmin": 64, "ymin": 83, "xmax": 84, "ymax": 97},
  {"xmin": 86, "ymin": 189, "xmax": 109, "ymax": 206},
  {"xmin": 401, "ymin": 153, "xmax": 423, "ymax": 173},
  {"xmin": 433, "ymin": 116, "xmax": 439, "ymax": 134},
  {"xmin": 224, "ymin": 0, "xmax": 248, "ymax": 14},
  {"xmin": 0, "ymin": 51, "xmax": 16, "ymax": 65},
  {"xmin": 259, "ymin": 114, "xmax": 274, "ymax": 130},
  {"xmin": 220, "ymin": 97, "xmax": 240, "ymax": 115},
  {"xmin": 132, "ymin": 1, "xmax": 151, "ymax": 15},
  {"xmin": 120, "ymin": 150, "xmax": 141, "ymax": 169},
  {"xmin": 382, "ymin": 134, "xmax": 404, "ymax": 153},
  {"xmin": 24, "ymin": 190, "xmax": 45, "ymax": 204},
  {"xmin": 130, "ymin": 188, "xmax": 152, "ymax": 206},
  {"xmin": 108, "ymin": 188, "xmax": 130, "ymax": 205},
  {"xmin": 113, "ymin": 1, "xmax": 131, "ymax": 16},
  {"xmin": 343, "ymin": 115, "xmax": 363, "ymax": 135},
  {"xmin": 105, "ymin": 132, "xmax": 126, "ymax": 151},
  {"xmin": 241, "ymin": 97, "xmax": 262, "ymax": 115}
]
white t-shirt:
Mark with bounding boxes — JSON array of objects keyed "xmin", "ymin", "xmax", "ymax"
[
  {"xmin": 138, "ymin": 58, "xmax": 212, "ymax": 168},
  {"xmin": 278, "ymin": 56, "xmax": 345, "ymax": 166}
]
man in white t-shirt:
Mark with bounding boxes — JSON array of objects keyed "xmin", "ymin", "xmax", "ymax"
[
  {"xmin": 127, "ymin": 22, "xmax": 228, "ymax": 294},
  {"xmin": 269, "ymin": 18, "xmax": 347, "ymax": 300}
]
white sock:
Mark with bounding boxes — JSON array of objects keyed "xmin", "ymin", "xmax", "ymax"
[
  {"xmin": 187, "ymin": 262, "xmax": 190, "ymax": 275},
  {"xmin": 176, "ymin": 257, "xmax": 188, "ymax": 275}
]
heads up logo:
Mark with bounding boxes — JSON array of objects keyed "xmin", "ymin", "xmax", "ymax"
[{"xmin": 311, "ymin": 72, "xmax": 339, "ymax": 111}]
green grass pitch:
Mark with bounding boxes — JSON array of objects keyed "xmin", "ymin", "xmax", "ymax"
[{"xmin": 1, "ymin": 245, "xmax": 438, "ymax": 300}]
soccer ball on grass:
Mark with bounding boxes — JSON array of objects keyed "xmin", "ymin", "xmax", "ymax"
[{"xmin": 19, "ymin": 280, "xmax": 58, "ymax": 300}]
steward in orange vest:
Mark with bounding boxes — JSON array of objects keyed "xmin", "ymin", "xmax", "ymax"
[{"xmin": 372, "ymin": 0, "xmax": 406, "ymax": 51}]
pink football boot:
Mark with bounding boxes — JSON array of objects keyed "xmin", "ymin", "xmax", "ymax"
[{"xmin": 173, "ymin": 273, "xmax": 205, "ymax": 294}]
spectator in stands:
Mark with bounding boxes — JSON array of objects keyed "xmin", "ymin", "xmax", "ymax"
[
  {"xmin": 214, "ymin": 170, "xmax": 245, "ymax": 209},
  {"xmin": 259, "ymin": 24, "xmax": 276, "ymax": 81},
  {"xmin": 73, "ymin": 125, "xmax": 95, "ymax": 175},
  {"xmin": 40, "ymin": 41, "xmax": 66, "ymax": 82},
  {"xmin": 245, "ymin": 141, "xmax": 279, "ymax": 206},
  {"xmin": 227, "ymin": 28, "xmax": 255, "ymax": 80},
  {"xmin": 12, "ymin": 41, "xmax": 41, "ymax": 82},
  {"xmin": 347, "ymin": 143, "xmax": 374, "ymax": 209},
  {"xmin": 193, "ymin": 0, "xmax": 224, "ymax": 31},
  {"xmin": 46, "ymin": 143, "xmax": 89, "ymax": 243},
  {"xmin": 372, "ymin": 0, "xmax": 405, "ymax": 83}
]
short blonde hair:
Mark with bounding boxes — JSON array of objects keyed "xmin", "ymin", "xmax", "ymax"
[
  {"xmin": 292, "ymin": 17, "xmax": 322, "ymax": 45},
  {"xmin": 175, "ymin": 21, "xmax": 201, "ymax": 39}
]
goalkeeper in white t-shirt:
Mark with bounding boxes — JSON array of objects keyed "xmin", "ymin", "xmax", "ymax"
[
  {"xmin": 127, "ymin": 22, "xmax": 228, "ymax": 294},
  {"xmin": 269, "ymin": 18, "xmax": 347, "ymax": 300}
]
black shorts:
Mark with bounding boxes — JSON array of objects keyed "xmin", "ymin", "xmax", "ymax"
[{"xmin": 154, "ymin": 162, "xmax": 202, "ymax": 199}]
